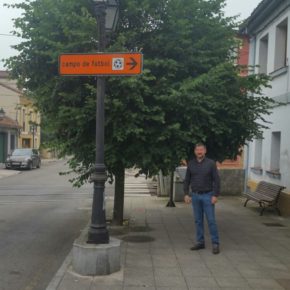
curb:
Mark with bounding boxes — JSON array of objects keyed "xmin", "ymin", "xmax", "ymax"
[{"xmin": 45, "ymin": 251, "xmax": 72, "ymax": 290}]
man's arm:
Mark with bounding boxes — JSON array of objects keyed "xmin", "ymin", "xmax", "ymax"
[
  {"xmin": 184, "ymin": 165, "xmax": 192, "ymax": 204},
  {"xmin": 183, "ymin": 164, "xmax": 191, "ymax": 196},
  {"xmin": 212, "ymin": 162, "xmax": 220, "ymax": 197}
]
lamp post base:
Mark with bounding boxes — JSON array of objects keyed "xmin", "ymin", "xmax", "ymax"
[
  {"xmin": 87, "ymin": 227, "xmax": 109, "ymax": 244},
  {"xmin": 73, "ymin": 228, "xmax": 121, "ymax": 276},
  {"xmin": 166, "ymin": 200, "xmax": 176, "ymax": 207}
]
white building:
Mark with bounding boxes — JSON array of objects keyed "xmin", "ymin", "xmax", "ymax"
[{"xmin": 242, "ymin": 0, "xmax": 290, "ymax": 215}]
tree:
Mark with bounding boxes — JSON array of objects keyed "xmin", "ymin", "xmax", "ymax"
[{"xmin": 5, "ymin": 0, "xmax": 273, "ymax": 225}]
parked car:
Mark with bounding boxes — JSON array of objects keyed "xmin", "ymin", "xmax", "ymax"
[{"xmin": 5, "ymin": 148, "xmax": 41, "ymax": 170}]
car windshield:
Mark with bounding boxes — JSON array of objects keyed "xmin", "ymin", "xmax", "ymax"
[{"xmin": 12, "ymin": 149, "xmax": 32, "ymax": 156}]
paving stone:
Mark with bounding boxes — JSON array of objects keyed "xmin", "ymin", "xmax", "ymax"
[
  {"xmin": 260, "ymin": 261, "xmax": 289, "ymax": 271},
  {"xmin": 181, "ymin": 262, "xmax": 212, "ymax": 277},
  {"xmin": 224, "ymin": 250, "xmax": 253, "ymax": 264},
  {"xmin": 150, "ymin": 241, "xmax": 172, "ymax": 249},
  {"xmin": 150, "ymin": 248, "xmax": 175, "ymax": 256},
  {"xmin": 236, "ymin": 263, "xmax": 271, "ymax": 278},
  {"xmin": 218, "ymin": 288, "xmax": 252, "ymax": 290},
  {"xmin": 90, "ymin": 284, "xmax": 122, "ymax": 290},
  {"xmin": 57, "ymin": 271, "xmax": 92, "ymax": 290},
  {"xmin": 177, "ymin": 253, "xmax": 204, "ymax": 264},
  {"xmin": 187, "ymin": 288, "xmax": 221, "ymax": 290},
  {"xmin": 152, "ymin": 254, "xmax": 179, "ymax": 268},
  {"xmin": 215, "ymin": 276, "xmax": 250, "ymax": 288},
  {"xmin": 156, "ymin": 287, "xmax": 187, "ymax": 290},
  {"xmin": 123, "ymin": 287, "xmax": 155, "ymax": 290},
  {"xmin": 124, "ymin": 267, "xmax": 154, "ymax": 287},
  {"xmin": 246, "ymin": 278, "xmax": 285, "ymax": 289},
  {"xmin": 154, "ymin": 267, "xmax": 186, "ymax": 288},
  {"xmin": 185, "ymin": 276, "xmax": 219, "ymax": 288},
  {"xmin": 269, "ymin": 269, "xmax": 290, "ymax": 279},
  {"xmin": 125, "ymin": 254, "xmax": 152, "ymax": 268},
  {"xmin": 209, "ymin": 265, "xmax": 241, "ymax": 278},
  {"xmin": 276, "ymin": 279, "xmax": 290, "ymax": 290}
]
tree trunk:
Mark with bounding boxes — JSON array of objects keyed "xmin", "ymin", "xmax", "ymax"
[{"xmin": 112, "ymin": 166, "xmax": 125, "ymax": 225}]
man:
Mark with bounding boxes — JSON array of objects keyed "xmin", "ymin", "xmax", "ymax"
[{"xmin": 184, "ymin": 143, "xmax": 220, "ymax": 254}]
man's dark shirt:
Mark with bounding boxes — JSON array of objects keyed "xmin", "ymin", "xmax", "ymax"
[{"xmin": 183, "ymin": 157, "xmax": 220, "ymax": 196}]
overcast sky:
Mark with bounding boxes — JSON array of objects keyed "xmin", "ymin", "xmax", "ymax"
[{"xmin": 0, "ymin": 0, "xmax": 262, "ymax": 70}]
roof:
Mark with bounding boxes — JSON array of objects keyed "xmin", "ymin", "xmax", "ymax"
[
  {"xmin": 241, "ymin": 0, "xmax": 287, "ymax": 35},
  {"xmin": 0, "ymin": 70, "xmax": 22, "ymax": 94},
  {"xmin": 0, "ymin": 71, "xmax": 9, "ymax": 78},
  {"xmin": 0, "ymin": 115, "xmax": 20, "ymax": 130}
]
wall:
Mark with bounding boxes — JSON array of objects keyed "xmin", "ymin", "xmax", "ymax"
[
  {"xmin": 248, "ymin": 104, "xmax": 290, "ymax": 190},
  {"xmin": 0, "ymin": 83, "xmax": 19, "ymax": 120},
  {"xmin": 173, "ymin": 167, "xmax": 245, "ymax": 201},
  {"xmin": 219, "ymin": 169, "xmax": 245, "ymax": 196}
]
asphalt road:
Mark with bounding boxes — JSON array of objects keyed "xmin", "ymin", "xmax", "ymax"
[{"xmin": 0, "ymin": 160, "xmax": 92, "ymax": 290}]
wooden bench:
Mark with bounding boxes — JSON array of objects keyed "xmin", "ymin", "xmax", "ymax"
[{"xmin": 244, "ymin": 181, "xmax": 285, "ymax": 216}]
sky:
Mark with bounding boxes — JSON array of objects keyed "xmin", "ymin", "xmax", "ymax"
[{"xmin": 0, "ymin": 0, "xmax": 262, "ymax": 70}]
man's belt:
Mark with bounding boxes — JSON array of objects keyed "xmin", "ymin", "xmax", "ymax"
[{"xmin": 194, "ymin": 190, "xmax": 212, "ymax": 194}]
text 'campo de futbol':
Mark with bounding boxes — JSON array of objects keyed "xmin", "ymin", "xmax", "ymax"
[{"xmin": 62, "ymin": 60, "xmax": 110, "ymax": 68}]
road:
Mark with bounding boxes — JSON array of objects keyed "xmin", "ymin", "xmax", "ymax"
[{"xmin": 0, "ymin": 160, "xmax": 92, "ymax": 290}]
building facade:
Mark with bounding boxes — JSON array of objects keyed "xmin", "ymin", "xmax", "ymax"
[
  {"xmin": 17, "ymin": 96, "xmax": 41, "ymax": 149},
  {"xmin": 242, "ymin": 0, "xmax": 290, "ymax": 215},
  {"xmin": 0, "ymin": 109, "xmax": 19, "ymax": 163},
  {"xmin": 0, "ymin": 71, "xmax": 41, "ymax": 160}
]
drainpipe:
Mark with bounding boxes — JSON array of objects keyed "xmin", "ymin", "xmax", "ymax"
[
  {"xmin": 244, "ymin": 36, "xmax": 257, "ymax": 194},
  {"xmin": 244, "ymin": 143, "xmax": 250, "ymax": 194}
]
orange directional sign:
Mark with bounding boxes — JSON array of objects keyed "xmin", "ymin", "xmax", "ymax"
[{"xmin": 59, "ymin": 53, "xmax": 143, "ymax": 76}]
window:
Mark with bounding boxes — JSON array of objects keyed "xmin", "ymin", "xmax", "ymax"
[
  {"xmin": 10, "ymin": 135, "xmax": 15, "ymax": 151},
  {"xmin": 22, "ymin": 109, "xmax": 26, "ymax": 131},
  {"xmin": 259, "ymin": 34, "xmax": 269, "ymax": 74},
  {"xmin": 275, "ymin": 18, "xmax": 288, "ymax": 70},
  {"xmin": 22, "ymin": 138, "xmax": 31, "ymax": 148},
  {"xmin": 254, "ymin": 139, "xmax": 263, "ymax": 168},
  {"xmin": 270, "ymin": 132, "xmax": 281, "ymax": 172}
]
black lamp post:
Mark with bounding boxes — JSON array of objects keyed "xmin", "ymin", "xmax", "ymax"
[{"xmin": 87, "ymin": 0, "xmax": 119, "ymax": 244}]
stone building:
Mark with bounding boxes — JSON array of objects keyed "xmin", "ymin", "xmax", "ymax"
[{"xmin": 0, "ymin": 71, "xmax": 41, "ymax": 160}]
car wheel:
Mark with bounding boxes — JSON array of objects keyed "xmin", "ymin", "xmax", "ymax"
[
  {"xmin": 37, "ymin": 161, "xmax": 41, "ymax": 168},
  {"xmin": 28, "ymin": 161, "xmax": 33, "ymax": 170}
]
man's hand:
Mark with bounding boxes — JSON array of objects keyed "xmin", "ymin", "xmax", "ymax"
[
  {"xmin": 211, "ymin": 196, "xmax": 218, "ymax": 205},
  {"xmin": 184, "ymin": 195, "xmax": 192, "ymax": 204}
]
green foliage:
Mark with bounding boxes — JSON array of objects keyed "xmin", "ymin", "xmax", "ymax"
[{"xmin": 5, "ymin": 0, "xmax": 273, "ymax": 187}]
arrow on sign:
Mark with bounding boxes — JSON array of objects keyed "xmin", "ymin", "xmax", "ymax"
[{"xmin": 127, "ymin": 57, "xmax": 138, "ymax": 70}]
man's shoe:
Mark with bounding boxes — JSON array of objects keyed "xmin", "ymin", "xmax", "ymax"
[
  {"xmin": 212, "ymin": 244, "xmax": 220, "ymax": 254},
  {"xmin": 190, "ymin": 243, "xmax": 205, "ymax": 251}
]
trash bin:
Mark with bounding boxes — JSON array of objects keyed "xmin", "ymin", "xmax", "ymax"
[{"xmin": 173, "ymin": 166, "xmax": 187, "ymax": 202}]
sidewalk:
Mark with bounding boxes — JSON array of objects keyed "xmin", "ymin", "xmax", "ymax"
[
  {"xmin": 47, "ymin": 185, "xmax": 290, "ymax": 289},
  {"xmin": 0, "ymin": 159, "xmax": 59, "ymax": 179},
  {"xmin": 0, "ymin": 164, "xmax": 21, "ymax": 179}
]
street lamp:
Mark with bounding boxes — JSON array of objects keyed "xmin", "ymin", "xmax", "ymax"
[
  {"xmin": 0, "ymin": 108, "xmax": 5, "ymax": 119},
  {"xmin": 29, "ymin": 122, "xmax": 38, "ymax": 149},
  {"xmin": 88, "ymin": 0, "xmax": 119, "ymax": 244},
  {"xmin": 104, "ymin": 0, "xmax": 119, "ymax": 32}
]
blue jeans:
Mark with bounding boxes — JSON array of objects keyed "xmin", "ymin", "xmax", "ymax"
[{"xmin": 191, "ymin": 192, "xmax": 219, "ymax": 245}]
